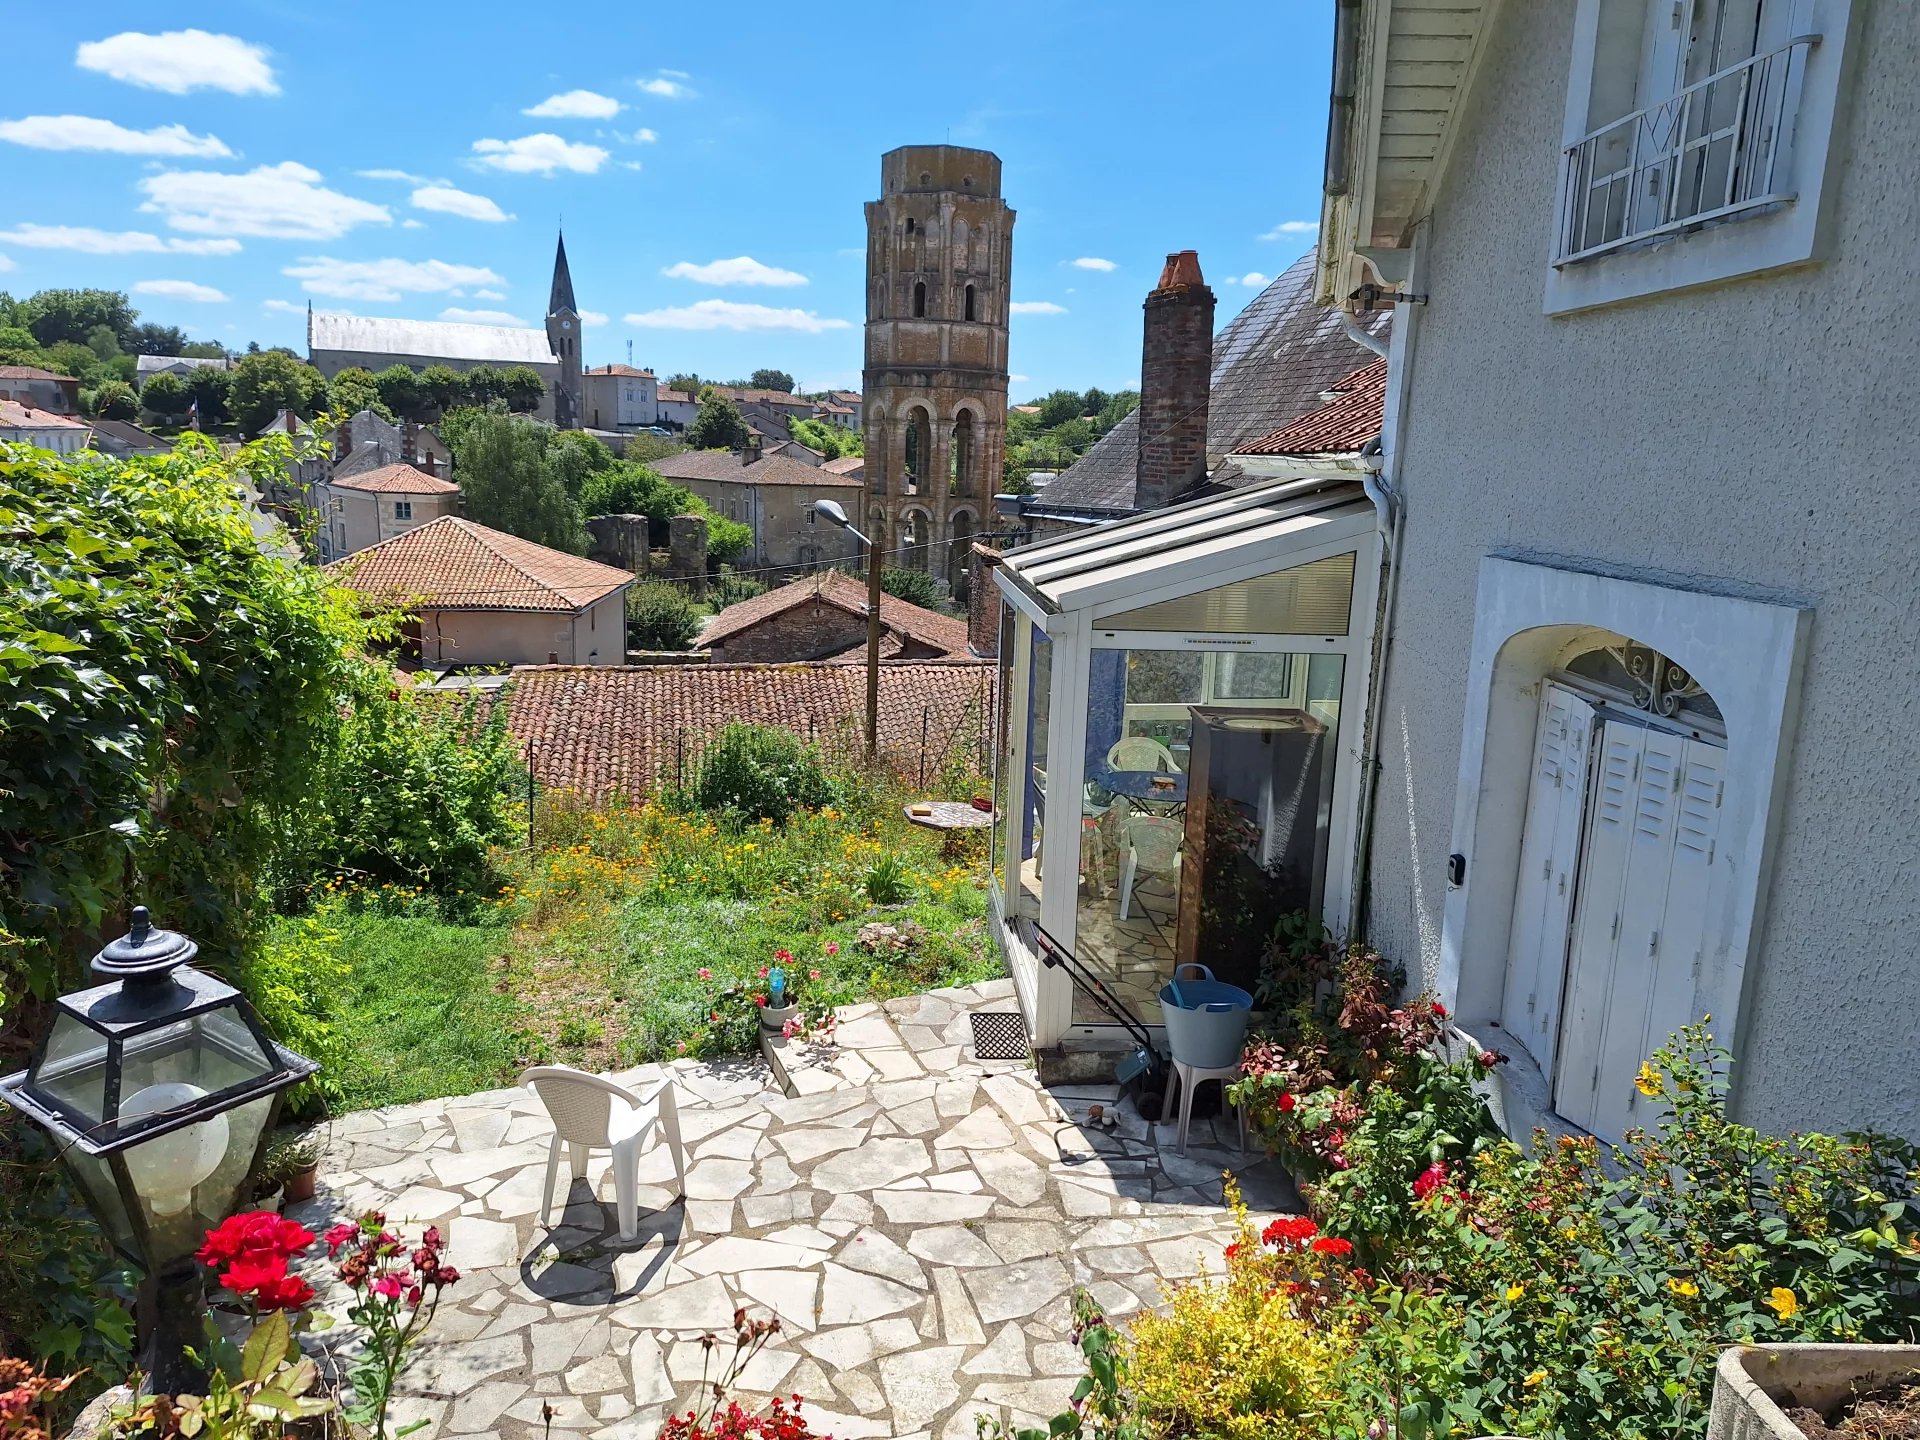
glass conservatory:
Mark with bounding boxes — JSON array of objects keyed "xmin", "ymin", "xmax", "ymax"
[{"xmin": 988, "ymin": 478, "xmax": 1383, "ymax": 1049}]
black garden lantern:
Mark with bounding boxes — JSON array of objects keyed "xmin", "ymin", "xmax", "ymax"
[{"xmin": 0, "ymin": 907, "xmax": 319, "ymax": 1394}]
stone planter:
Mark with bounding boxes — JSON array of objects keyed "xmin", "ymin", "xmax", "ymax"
[
  {"xmin": 1707, "ymin": 1343, "xmax": 1920, "ymax": 1439},
  {"xmin": 759, "ymin": 1001, "xmax": 798, "ymax": 1034}
]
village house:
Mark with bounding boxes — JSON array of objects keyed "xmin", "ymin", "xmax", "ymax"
[
  {"xmin": 134, "ymin": 354, "xmax": 229, "ymax": 390},
  {"xmin": 700, "ymin": 568, "xmax": 974, "ymax": 664},
  {"xmin": 0, "ymin": 365, "xmax": 80, "ymax": 414},
  {"xmin": 653, "ymin": 386, "xmax": 697, "ymax": 429},
  {"xmin": 0, "ymin": 400, "xmax": 89, "ymax": 453},
  {"xmin": 650, "ymin": 444, "xmax": 864, "ymax": 572},
  {"xmin": 326, "ymin": 515, "xmax": 632, "ymax": 669},
  {"xmin": 312, "ymin": 462, "xmax": 462, "ymax": 562},
  {"xmin": 86, "ymin": 417, "xmax": 173, "ymax": 458},
  {"xmin": 581, "ymin": 363, "xmax": 660, "ymax": 431},
  {"xmin": 826, "ymin": 389, "xmax": 864, "ymax": 427}
]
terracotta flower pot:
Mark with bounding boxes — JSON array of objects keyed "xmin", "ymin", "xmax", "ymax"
[
  {"xmin": 281, "ymin": 1165, "xmax": 319, "ymax": 1204},
  {"xmin": 1707, "ymin": 1343, "xmax": 1920, "ymax": 1439}
]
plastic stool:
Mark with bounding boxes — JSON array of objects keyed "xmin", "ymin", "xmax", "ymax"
[{"xmin": 1169, "ymin": 1059, "xmax": 1247, "ymax": 1157}]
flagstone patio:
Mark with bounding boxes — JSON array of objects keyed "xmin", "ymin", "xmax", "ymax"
[{"xmin": 290, "ymin": 979, "xmax": 1299, "ymax": 1440}]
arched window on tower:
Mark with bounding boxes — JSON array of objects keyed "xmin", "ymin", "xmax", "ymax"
[
  {"xmin": 912, "ymin": 281, "xmax": 927, "ymax": 318},
  {"xmin": 949, "ymin": 411, "xmax": 974, "ymax": 497},
  {"xmin": 964, "ymin": 285, "xmax": 976, "ymax": 322},
  {"xmin": 902, "ymin": 509, "xmax": 931, "ymax": 572},
  {"xmin": 903, "ymin": 406, "xmax": 931, "ymax": 494},
  {"xmin": 905, "ymin": 217, "xmax": 916, "ymax": 235},
  {"xmin": 947, "ymin": 509, "xmax": 976, "ymax": 596}
]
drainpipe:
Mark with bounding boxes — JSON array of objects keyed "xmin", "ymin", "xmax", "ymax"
[{"xmin": 1342, "ymin": 311, "xmax": 1390, "ymax": 358}]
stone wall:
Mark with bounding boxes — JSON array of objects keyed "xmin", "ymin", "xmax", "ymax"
[{"xmin": 585, "ymin": 513, "xmax": 649, "ymax": 573}]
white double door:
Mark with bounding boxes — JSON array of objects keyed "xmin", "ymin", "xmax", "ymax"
[{"xmin": 1504, "ymin": 682, "xmax": 1726, "ymax": 1144}]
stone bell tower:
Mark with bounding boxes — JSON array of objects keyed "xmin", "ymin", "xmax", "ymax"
[
  {"xmin": 545, "ymin": 230, "xmax": 583, "ymax": 431},
  {"xmin": 862, "ymin": 146, "xmax": 1014, "ymax": 594}
]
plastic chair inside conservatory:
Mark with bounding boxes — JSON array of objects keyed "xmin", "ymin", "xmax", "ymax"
[
  {"xmin": 521, "ymin": 1065, "xmax": 686, "ymax": 1240},
  {"xmin": 1119, "ymin": 813, "xmax": 1184, "ymax": 920},
  {"xmin": 1106, "ymin": 736, "xmax": 1180, "ymax": 774}
]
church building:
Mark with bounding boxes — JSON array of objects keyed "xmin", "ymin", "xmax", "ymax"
[{"xmin": 307, "ymin": 232, "xmax": 585, "ymax": 428}]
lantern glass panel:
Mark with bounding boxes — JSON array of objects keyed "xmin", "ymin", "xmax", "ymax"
[
  {"xmin": 123, "ymin": 1092, "xmax": 274, "ymax": 1266},
  {"xmin": 35, "ymin": 1010, "xmax": 111, "ymax": 1129},
  {"xmin": 119, "ymin": 1007, "xmax": 277, "ymax": 1112},
  {"xmin": 61, "ymin": 1147, "xmax": 138, "ymax": 1261}
]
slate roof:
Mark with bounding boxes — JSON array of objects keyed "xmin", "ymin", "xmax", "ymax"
[
  {"xmin": 549, "ymin": 231, "xmax": 578, "ymax": 316},
  {"xmin": 504, "ymin": 660, "xmax": 994, "ymax": 798},
  {"xmin": 702, "ymin": 569, "xmax": 973, "ymax": 658},
  {"xmin": 87, "ymin": 417, "xmax": 172, "ymax": 453},
  {"xmin": 1034, "ymin": 251, "xmax": 1392, "ymax": 515},
  {"xmin": 651, "ymin": 449, "xmax": 862, "ymax": 489},
  {"xmin": 330, "ymin": 462, "xmax": 461, "ymax": 495},
  {"xmin": 309, "ymin": 312, "xmax": 555, "ymax": 367},
  {"xmin": 136, "ymin": 355, "xmax": 228, "ymax": 376},
  {"xmin": 712, "ymin": 386, "xmax": 813, "ymax": 409},
  {"xmin": 1237, "ymin": 359, "xmax": 1388, "ymax": 457},
  {"xmin": 325, "ymin": 516, "xmax": 630, "ymax": 612}
]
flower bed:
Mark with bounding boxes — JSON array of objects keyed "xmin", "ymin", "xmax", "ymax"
[{"xmin": 1003, "ymin": 927, "xmax": 1920, "ymax": 1440}]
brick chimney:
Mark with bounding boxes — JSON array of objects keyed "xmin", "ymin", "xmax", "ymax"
[
  {"xmin": 1135, "ymin": 250, "xmax": 1215, "ymax": 511},
  {"xmin": 740, "ymin": 434, "xmax": 763, "ymax": 466}
]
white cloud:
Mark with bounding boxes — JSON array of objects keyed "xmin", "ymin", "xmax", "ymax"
[
  {"xmin": 411, "ymin": 184, "xmax": 514, "ymax": 223},
  {"xmin": 619, "ymin": 161, "xmax": 644, "ymax": 172},
  {"xmin": 440, "ymin": 307, "xmax": 528, "ymax": 326},
  {"xmin": 75, "ymin": 29, "xmax": 277, "ymax": 96},
  {"xmin": 1261, "ymin": 219, "xmax": 1319, "ymax": 240},
  {"xmin": 474, "ymin": 288, "xmax": 508, "ymax": 300},
  {"xmin": 134, "ymin": 278, "xmax": 227, "ymax": 303},
  {"xmin": 0, "ymin": 222, "xmax": 240, "ymax": 255},
  {"xmin": 0, "ymin": 115, "xmax": 231, "ymax": 158},
  {"xmin": 1067, "ymin": 257, "xmax": 1117, "ymax": 272},
  {"xmin": 261, "ymin": 299, "xmax": 305, "ymax": 314},
  {"xmin": 619, "ymin": 127, "xmax": 658, "ymax": 144},
  {"xmin": 357, "ymin": 168, "xmax": 427, "ymax": 183},
  {"xmin": 580, "ymin": 310, "xmax": 608, "ymax": 326},
  {"xmin": 662, "ymin": 256, "xmax": 807, "ymax": 288},
  {"xmin": 1237, "ymin": 271, "xmax": 1273, "ymax": 287},
  {"xmin": 282, "ymin": 256, "xmax": 506, "ymax": 302},
  {"xmin": 0, "ymin": 254, "xmax": 13, "ymax": 273},
  {"xmin": 1009, "ymin": 374, "xmax": 1030, "ymax": 383},
  {"xmin": 636, "ymin": 73, "xmax": 695, "ymax": 99},
  {"xmin": 622, "ymin": 299, "xmax": 850, "ymax": 333},
  {"xmin": 1009, "ymin": 301, "xmax": 1068, "ymax": 316},
  {"xmin": 401, "ymin": 218, "xmax": 425, "ymax": 229},
  {"xmin": 524, "ymin": 89, "xmax": 622, "ymax": 119},
  {"xmin": 140, "ymin": 162, "xmax": 390, "ymax": 239},
  {"xmin": 471, "ymin": 133, "xmax": 609, "ymax": 175}
]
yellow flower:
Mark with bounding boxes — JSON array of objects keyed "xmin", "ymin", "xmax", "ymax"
[
  {"xmin": 1634, "ymin": 1062, "xmax": 1663, "ymax": 1097},
  {"xmin": 1668, "ymin": 1278, "xmax": 1698, "ymax": 1298},
  {"xmin": 1505, "ymin": 1283, "xmax": 1526, "ymax": 1302},
  {"xmin": 1765, "ymin": 1286, "xmax": 1798, "ymax": 1320},
  {"xmin": 1523, "ymin": 1371, "xmax": 1546, "ymax": 1389}
]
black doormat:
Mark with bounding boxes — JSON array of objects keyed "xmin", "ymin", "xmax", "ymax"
[{"xmin": 970, "ymin": 1011, "xmax": 1030, "ymax": 1061}]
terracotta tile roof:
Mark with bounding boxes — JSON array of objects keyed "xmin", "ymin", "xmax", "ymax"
[
  {"xmin": 325, "ymin": 516, "xmax": 632, "ymax": 612},
  {"xmin": 588, "ymin": 364, "xmax": 656, "ymax": 378},
  {"xmin": 820, "ymin": 455, "xmax": 865, "ymax": 476},
  {"xmin": 1236, "ymin": 359, "xmax": 1388, "ymax": 456},
  {"xmin": 0, "ymin": 365, "xmax": 79, "ymax": 382},
  {"xmin": 828, "ymin": 390, "xmax": 861, "ymax": 403},
  {"xmin": 330, "ymin": 462, "xmax": 462, "ymax": 495},
  {"xmin": 1035, "ymin": 251, "xmax": 1392, "ymax": 514},
  {"xmin": 702, "ymin": 570, "xmax": 972, "ymax": 657},
  {"xmin": 815, "ymin": 401, "xmax": 854, "ymax": 415},
  {"xmin": 656, "ymin": 388, "xmax": 694, "ymax": 404},
  {"xmin": 712, "ymin": 386, "xmax": 813, "ymax": 408},
  {"xmin": 0, "ymin": 400, "xmax": 89, "ymax": 430},
  {"xmin": 504, "ymin": 659, "xmax": 995, "ymax": 798},
  {"xmin": 652, "ymin": 449, "xmax": 863, "ymax": 489}
]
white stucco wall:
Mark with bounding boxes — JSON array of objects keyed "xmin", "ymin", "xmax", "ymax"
[
  {"xmin": 424, "ymin": 592, "xmax": 626, "ymax": 668},
  {"xmin": 1364, "ymin": 2, "xmax": 1920, "ymax": 1139}
]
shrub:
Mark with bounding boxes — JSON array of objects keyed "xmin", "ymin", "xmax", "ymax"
[
  {"xmin": 579, "ymin": 460, "xmax": 693, "ymax": 519},
  {"xmin": 92, "ymin": 379, "xmax": 137, "ymax": 420},
  {"xmin": 711, "ymin": 569, "xmax": 764, "ymax": 608},
  {"xmin": 880, "ymin": 566, "xmax": 940, "ymax": 609},
  {"xmin": 139, "ymin": 371, "xmax": 188, "ymax": 422},
  {"xmin": 862, "ymin": 851, "xmax": 912, "ymax": 904},
  {"xmin": 690, "ymin": 724, "xmax": 836, "ymax": 824},
  {"xmin": 627, "ymin": 578, "xmax": 703, "ymax": 651}
]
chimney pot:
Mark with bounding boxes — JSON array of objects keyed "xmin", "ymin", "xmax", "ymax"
[{"xmin": 1155, "ymin": 250, "xmax": 1206, "ymax": 291}]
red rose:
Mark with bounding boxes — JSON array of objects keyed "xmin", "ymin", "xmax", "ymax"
[
  {"xmin": 1412, "ymin": 1161, "xmax": 1449, "ymax": 1201},
  {"xmin": 1432, "ymin": 1001, "xmax": 1449, "ymax": 1019},
  {"xmin": 1278, "ymin": 1092, "xmax": 1296, "ymax": 1113},
  {"xmin": 251, "ymin": 1272, "xmax": 316, "ymax": 1312}
]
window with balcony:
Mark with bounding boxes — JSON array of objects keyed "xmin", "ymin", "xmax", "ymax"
[{"xmin": 1547, "ymin": 0, "xmax": 1854, "ymax": 313}]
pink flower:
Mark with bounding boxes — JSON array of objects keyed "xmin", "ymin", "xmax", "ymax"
[
  {"xmin": 809, "ymin": 969, "xmax": 822, "ymax": 980},
  {"xmin": 758, "ymin": 966, "xmax": 770, "ymax": 979},
  {"xmin": 782, "ymin": 1019, "xmax": 797, "ymax": 1038},
  {"xmin": 823, "ymin": 941, "xmax": 839, "ymax": 957},
  {"xmin": 1413, "ymin": 1162, "xmax": 1449, "ymax": 1201},
  {"xmin": 773, "ymin": 949, "xmax": 794, "ymax": 964},
  {"xmin": 370, "ymin": 1274, "xmax": 403, "ymax": 1300},
  {"xmin": 676, "ymin": 1041, "xmax": 688, "ymax": 1053},
  {"xmin": 697, "ymin": 968, "xmax": 712, "ymax": 980}
]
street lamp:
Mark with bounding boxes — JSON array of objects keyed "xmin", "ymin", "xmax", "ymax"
[
  {"xmin": 0, "ymin": 907, "xmax": 319, "ymax": 1395},
  {"xmin": 814, "ymin": 498, "xmax": 882, "ymax": 761}
]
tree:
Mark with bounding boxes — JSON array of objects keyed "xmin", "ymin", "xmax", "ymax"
[
  {"xmin": 180, "ymin": 340, "xmax": 228, "ymax": 360},
  {"xmin": 46, "ymin": 341, "xmax": 102, "ymax": 384},
  {"xmin": 703, "ymin": 512, "xmax": 752, "ymax": 564},
  {"xmin": 0, "ymin": 325, "xmax": 43, "ymax": 366},
  {"xmin": 880, "ymin": 567, "xmax": 941, "ymax": 609},
  {"xmin": 93, "ymin": 380, "xmax": 138, "ymax": 421},
  {"xmin": 1037, "ymin": 388, "xmax": 1085, "ymax": 427},
  {"xmin": 140, "ymin": 371, "xmax": 188, "ymax": 422},
  {"xmin": 747, "ymin": 368, "xmax": 795, "ymax": 394},
  {"xmin": 85, "ymin": 325, "xmax": 122, "ymax": 363},
  {"xmin": 23, "ymin": 288, "xmax": 137, "ymax": 348},
  {"xmin": 229, "ymin": 350, "xmax": 328, "ymax": 434},
  {"xmin": 626, "ymin": 579, "xmax": 703, "ymax": 650},
  {"xmin": 185, "ymin": 365, "xmax": 232, "ymax": 426},
  {"xmin": 463, "ymin": 365, "xmax": 510, "ymax": 407},
  {"xmin": 687, "ymin": 393, "xmax": 751, "ymax": 451},
  {"xmin": 666, "ymin": 372, "xmax": 704, "ymax": 394},
  {"xmin": 326, "ymin": 367, "xmax": 391, "ymax": 421},
  {"xmin": 548, "ymin": 429, "xmax": 614, "ymax": 501},
  {"xmin": 440, "ymin": 408, "xmax": 585, "ymax": 553},
  {"xmin": 580, "ymin": 461, "xmax": 694, "ymax": 519},
  {"xmin": 418, "ymin": 364, "xmax": 465, "ymax": 418},
  {"xmin": 500, "ymin": 365, "xmax": 546, "ymax": 414},
  {"xmin": 790, "ymin": 416, "xmax": 861, "ymax": 460}
]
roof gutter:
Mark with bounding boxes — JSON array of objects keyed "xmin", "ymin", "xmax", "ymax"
[{"xmin": 1324, "ymin": 0, "xmax": 1364, "ymax": 197}]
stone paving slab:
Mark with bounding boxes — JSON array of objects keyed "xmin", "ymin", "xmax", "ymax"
[{"xmin": 290, "ymin": 980, "xmax": 1299, "ymax": 1440}]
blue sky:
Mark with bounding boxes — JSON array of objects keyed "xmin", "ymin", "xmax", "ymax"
[{"xmin": 0, "ymin": 3, "xmax": 1332, "ymax": 399}]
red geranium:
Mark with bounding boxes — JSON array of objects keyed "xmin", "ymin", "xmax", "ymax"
[
  {"xmin": 1412, "ymin": 1161, "xmax": 1450, "ymax": 1201},
  {"xmin": 1277, "ymin": 1091, "xmax": 1296, "ymax": 1113},
  {"xmin": 1310, "ymin": 1236, "xmax": 1355, "ymax": 1257},
  {"xmin": 1262, "ymin": 1215, "xmax": 1319, "ymax": 1249}
]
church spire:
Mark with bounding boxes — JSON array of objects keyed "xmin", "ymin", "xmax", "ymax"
[{"xmin": 548, "ymin": 230, "xmax": 578, "ymax": 317}]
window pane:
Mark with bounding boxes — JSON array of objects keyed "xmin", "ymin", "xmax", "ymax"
[
  {"xmin": 1095, "ymin": 552, "xmax": 1354, "ymax": 634},
  {"xmin": 1016, "ymin": 628, "xmax": 1051, "ymax": 921}
]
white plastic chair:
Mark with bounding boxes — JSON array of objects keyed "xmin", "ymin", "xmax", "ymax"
[
  {"xmin": 1106, "ymin": 736, "xmax": 1180, "ymax": 774},
  {"xmin": 521, "ymin": 1066, "xmax": 687, "ymax": 1240},
  {"xmin": 1119, "ymin": 814, "xmax": 1183, "ymax": 920}
]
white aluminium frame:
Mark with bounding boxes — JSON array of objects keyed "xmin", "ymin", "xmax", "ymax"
[{"xmin": 989, "ymin": 509, "xmax": 1383, "ymax": 1049}]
